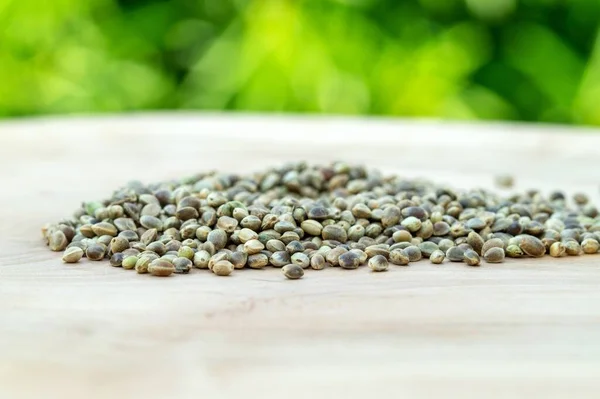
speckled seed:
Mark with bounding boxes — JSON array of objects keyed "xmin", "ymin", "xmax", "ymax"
[
  {"xmin": 429, "ymin": 250, "xmax": 445, "ymax": 264},
  {"xmin": 321, "ymin": 224, "xmax": 347, "ymax": 242},
  {"xmin": 581, "ymin": 238, "xmax": 600, "ymax": 254},
  {"xmin": 565, "ymin": 241, "xmax": 581, "ymax": 256},
  {"xmin": 193, "ymin": 250, "xmax": 211, "ymax": 268},
  {"xmin": 505, "ymin": 244, "xmax": 523, "ymax": 258},
  {"xmin": 148, "ymin": 259, "xmax": 175, "ymax": 276},
  {"xmin": 463, "ymin": 249, "xmax": 481, "ymax": 266},
  {"xmin": 173, "ymin": 257, "xmax": 192, "ymax": 274},
  {"xmin": 229, "ymin": 251, "xmax": 247, "ymax": 269},
  {"xmin": 389, "ymin": 249, "xmax": 410, "ymax": 265},
  {"xmin": 270, "ymin": 251, "xmax": 290, "ymax": 267},
  {"xmin": 110, "ymin": 236, "xmax": 130, "ymax": 254},
  {"xmin": 350, "ymin": 249, "xmax": 368, "ymax": 264},
  {"xmin": 110, "ymin": 252, "xmax": 124, "ymax": 267},
  {"xmin": 368, "ymin": 255, "xmax": 388, "ymax": 272},
  {"xmin": 62, "ymin": 247, "xmax": 83, "ymax": 263},
  {"xmin": 135, "ymin": 256, "xmax": 153, "ymax": 274},
  {"xmin": 326, "ymin": 247, "xmax": 348, "ymax": 266},
  {"xmin": 404, "ymin": 246, "xmax": 422, "ymax": 262},
  {"xmin": 244, "ymin": 239, "xmax": 265, "ymax": 255},
  {"xmin": 140, "ymin": 216, "xmax": 163, "ymax": 231},
  {"xmin": 446, "ymin": 246, "xmax": 465, "ymax": 262},
  {"xmin": 86, "ymin": 244, "xmax": 106, "ymax": 261},
  {"xmin": 291, "ymin": 252, "xmax": 310, "ymax": 269},
  {"xmin": 338, "ymin": 251, "xmax": 360, "ymax": 269},
  {"xmin": 247, "ymin": 253, "xmax": 269, "ymax": 269},
  {"xmin": 310, "ymin": 254, "xmax": 327, "ymax": 270},
  {"xmin": 212, "ymin": 260, "xmax": 234, "ymax": 276},
  {"xmin": 483, "ymin": 247, "xmax": 505, "ymax": 263},
  {"xmin": 519, "ymin": 235, "xmax": 546, "ymax": 257},
  {"xmin": 418, "ymin": 242, "xmax": 438, "ymax": 257},
  {"xmin": 549, "ymin": 242, "xmax": 566, "ymax": 258},
  {"xmin": 207, "ymin": 229, "xmax": 228, "ymax": 250}
]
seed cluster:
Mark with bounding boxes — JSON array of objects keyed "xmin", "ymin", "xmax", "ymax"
[{"xmin": 42, "ymin": 162, "xmax": 600, "ymax": 279}]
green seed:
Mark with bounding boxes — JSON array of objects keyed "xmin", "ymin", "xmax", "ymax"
[
  {"xmin": 122, "ymin": 255, "xmax": 138, "ymax": 270},
  {"xmin": 401, "ymin": 216, "xmax": 422, "ymax": 232},
  {"xmin": 505, "ymin": 244, "xmax": 523, "ymax": 258},
  {"xmin": 135, "ymin": 256, "xmax": 153, "ymax": 274}
]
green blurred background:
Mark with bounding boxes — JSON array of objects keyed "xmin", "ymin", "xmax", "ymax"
[{"xmin": 1, "ymin": 0, "xmax": 599, "ymax": 124}]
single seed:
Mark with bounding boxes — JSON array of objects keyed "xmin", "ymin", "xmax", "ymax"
[
  {"xmin": 338, "ymin": 251, "xmax": 360, "ymax": 269},
  {"xmin": 404, "ymin": 246, "xmax": 422, "ymax": 262},
  {"xmin": 247, "ymin": 253, "xmax": 269, "ymax": 269},
  {"xmin": 148, "ymin": 259, "xmax": 175, "ymax": 276},
  {"xmin": 549, "ymin": 242, "xmax": 566, "ymax": 258},
  {"xmin": 310, "ymin": 254, "xmax": 327, "ymax": 270},
  {"xmin": 581, "ymin": 238, "xmax": 600, "ymax": 254},
  {"xmin": 505, "ymin": 244, "xmax": 523, "ymax": 258},
  {"xmin": 519, "ymin": 235, "xmax": 546, "ymax": 257},
  {"xmin": 86, "ymin": 244, "xmax": 106, "ymax": 261},
  {"xmin": 389, "ymin": 249, "xmax": 410, "ymax": 265},
  {"xmin": 291, "ymin": 252, "xmax": 310, "ymax": 269},
  {"xmin": 368, "ymin": 255, "xmax": 389, "ymax": 272},
  {"xmin": 122, "ymin": 255, "xmax": 139, "ymax": 270},
  {"xmin": 62, "ymin": 247, "xmax": 83, "ymax": 263},
  {"xmin": 49, "ymin": 231, "xmax": 68, "ymax": 252},
  {"xmin": 446, "ymin": 246, "xmax": 464, "ymax": 262},
  {"xmin": 282, "ymin": 264, "xmax": 304, "ymax": 279},
  {"xmin": 483, "ymin": 247, "xmax": 505, "ymax": 263},
  {"xmin": 110, "ymin": 252, "xmax": 125, "ymax": 267},
  {"xmin": 463, "ymin": 249, "xmax": 481, "ymax": 266},
  {"xmin": 564, "ymin": 240, "xmax": 581, "ymax": 256},
  {"xmin": 429, "ymin": 250, "xmax": 445, "ymax": 264},
  {"xmin": 173, "ymin": 257, "xmax": 192, "ymax": 274},
  {"xmin": 135, "ymin": 256, "xmax": 153, "ymax": 274}
]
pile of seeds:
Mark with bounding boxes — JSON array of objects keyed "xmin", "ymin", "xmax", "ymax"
[{"xmin": 42, "ymin": 162, "xmax": 600, "ymax": 279}]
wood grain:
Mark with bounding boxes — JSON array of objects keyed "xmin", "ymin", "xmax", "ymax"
[{"xmin": 1, "ymin": 114, "xmax": 600, "ymax": 399}]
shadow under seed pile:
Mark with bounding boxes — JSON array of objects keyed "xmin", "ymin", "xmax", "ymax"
[{"xmin": 42, "ymin": 162, "xmax": 600, "ymax": 279}]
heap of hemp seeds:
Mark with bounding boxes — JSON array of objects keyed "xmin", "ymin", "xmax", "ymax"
[{"xmin": 42, "ymin": 162, "xmax": 600, "ymax": 279}]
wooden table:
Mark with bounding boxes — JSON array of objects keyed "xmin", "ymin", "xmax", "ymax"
[{"xmin": 1, "ymin": 114, "xmax": 600, "ymax": 399}]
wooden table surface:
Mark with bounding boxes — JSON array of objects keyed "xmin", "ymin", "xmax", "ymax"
[{"xmin": 1, "ymin": 114, "xmax": 600, "ymax": 399}]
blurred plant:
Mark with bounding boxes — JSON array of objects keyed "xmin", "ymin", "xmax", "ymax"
[{"xmin": 0, "ymin": 0, "xmax": 599, "ymax": 124}]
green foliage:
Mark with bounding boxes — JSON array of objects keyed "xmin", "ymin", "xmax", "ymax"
[{"xmin": 1, "ymin": 0, "xmax": 599, "ymax": 124}]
